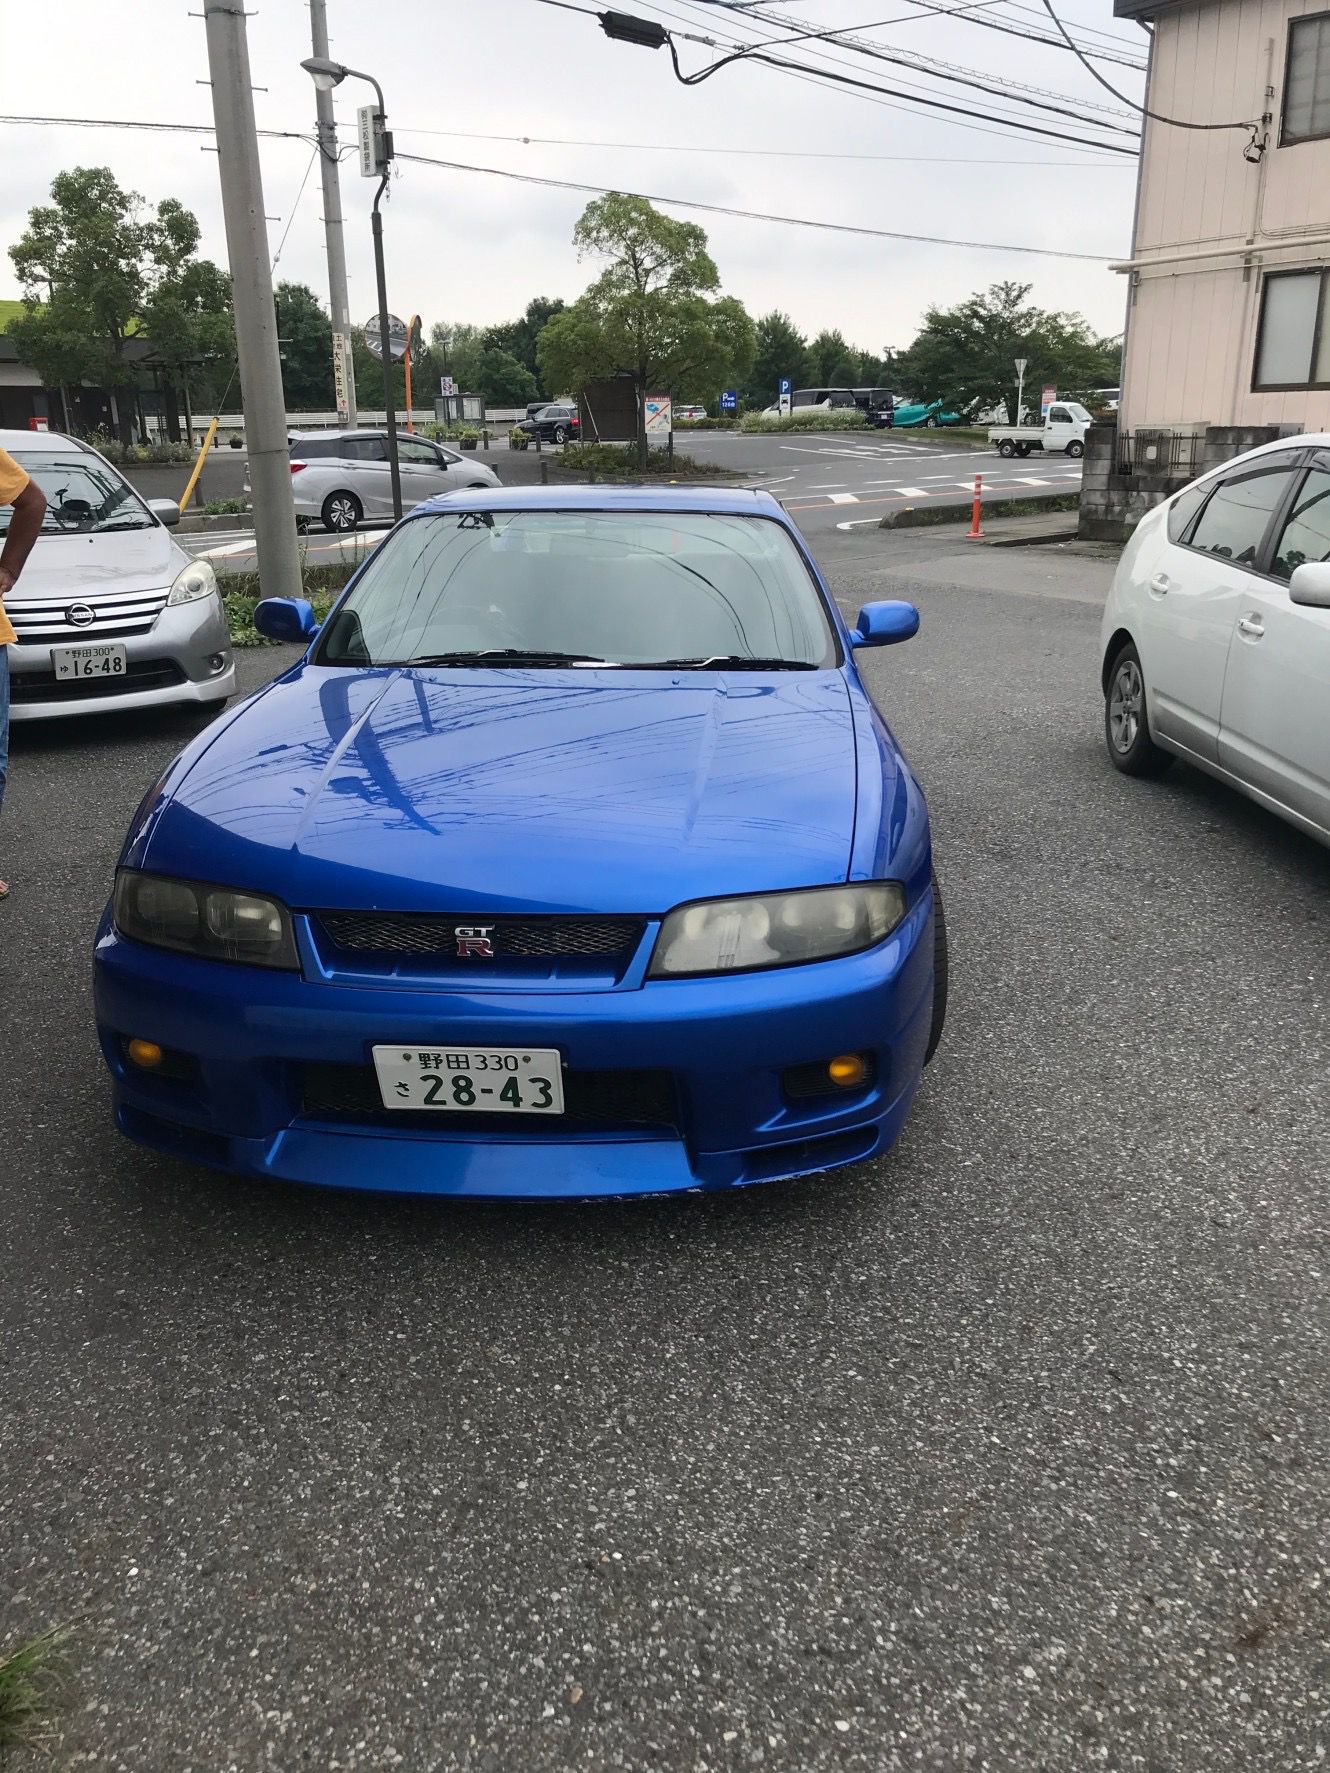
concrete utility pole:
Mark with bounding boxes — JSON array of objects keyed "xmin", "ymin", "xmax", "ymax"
[
  {"xmin": 203, "ymin": 0, "xmax": 302, "ymax": 602},
  {"xmin": 309, "ymin": 0, "xmax": 357, "ymax": 425}
]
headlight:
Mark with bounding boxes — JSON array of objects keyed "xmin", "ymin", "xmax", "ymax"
[
  {"xmin": 648, "ymin": 883, "xmax": 906, "ymax": 978},
  {"xmin": 113, "ymin": 870, "xmax": 298, "ymax": 970},
  {"xmin": 168, "ymin": 558, "xmax": 218, "ymax": 606}
]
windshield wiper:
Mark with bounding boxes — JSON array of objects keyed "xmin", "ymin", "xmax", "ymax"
[
  {"xmin": 645, "ymin": 655, "xmax": 820, "ymax": 671},
  {"xmin": 404, "ymin": 648, "xmax": 615, "ymax": 668}
]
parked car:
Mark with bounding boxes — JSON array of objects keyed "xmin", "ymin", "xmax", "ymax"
[
  {"xmin": 94, "ymin": 485, "xmax": 945, "ymax": 1200},
  {"xmin": 676, "ymin": 405, "xmax": 709, "ymax": 422},
  {"xmin": 989, "ymin": 401, "xmax": 1092, "ymax": 458},
  {"xmin": 1100, "ymin": 434, "xmax": 1330, "ymax": 846},
  {"xmin": 261, "ymin": 429, "xmax": 500, "ymax": 533},
  {"xmin": 0, "ymin": 428, "xmax": 234, "ymax": 723},
  {"xmin": 512, "ymin": 404, "xmax": 580, "ymax": 447},
  {"xmin": 892, "ymin": 399, "xmax": 962, "ymax": 429}
]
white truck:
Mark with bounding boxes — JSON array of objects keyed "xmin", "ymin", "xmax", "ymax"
[{"xmin": 988, "ymin": 400, "xmax": 1092, "ymax": 459}]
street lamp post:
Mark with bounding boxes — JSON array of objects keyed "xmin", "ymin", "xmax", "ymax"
[{"xmin": 301, "ymin": 54, "xmax": 402, "ymax": 520}]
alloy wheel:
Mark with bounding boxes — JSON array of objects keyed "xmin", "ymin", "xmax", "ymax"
[{"xmin": 1108, "ymin": 658, "xmax": 1144, "ymax": 753}]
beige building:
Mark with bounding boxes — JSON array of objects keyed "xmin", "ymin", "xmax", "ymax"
[{"xmin": 1115, "ymin": 0, "xmax": 1330, "ymax": 434}]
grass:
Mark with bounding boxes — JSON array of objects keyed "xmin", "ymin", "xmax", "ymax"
[
  {"xmin": 0, "ymin": 1627, "xmax": 72, "ymax": 1751},
  {"xmin": 221, "ymin": 559, "xmax": 359, "ymax": 646}
]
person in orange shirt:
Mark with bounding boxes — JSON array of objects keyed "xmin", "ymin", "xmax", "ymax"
[{"xmin": 0, "ymin": 445, "xmax": 49, "ymax": 899}]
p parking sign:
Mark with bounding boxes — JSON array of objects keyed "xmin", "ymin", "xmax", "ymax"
[
  {"xmin": 720, "ymin": 389, "xmax": 738, "ymax": 414},
  {"xmin": 778, "ymin": 376, "xmax": 792, "ymax": 417}
]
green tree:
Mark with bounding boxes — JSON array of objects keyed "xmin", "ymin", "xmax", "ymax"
[
  {"xmin": 537, "ymin": 194, "xmax": 755, "ymax": 461},
  {"xmin": 743, "ymin": 311, "xmax": 809, "ymax": 408},
  {"xmin": 806, "ymin": 328, "xmax": 859, "ymax": 388},
  {"xmin": 895, "ymin": 281, "xmax": 1121, "ymax": 421},
  {"xmin": 475, "ymin": 346, "xmax": 538, "ymax": 405},
  {"xmin": 273, "ymin": 281, "xmax": 333, "ymax": 409},
  {"xmin": 484, "ymin": 296, "xmax": 566, "ymax": 396},
  {"xmin": 10, "ymin": 168, "xmax": 233, "ymax": 439}
]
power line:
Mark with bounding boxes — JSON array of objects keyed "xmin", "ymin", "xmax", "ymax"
[
  {"xmin": 396, "ymin": 149, "xmax": 1119, "ymax": 259},
  {"xmin": 1039, "ymin": 0, "xmax": 1261, "ymax": 132},
  {"xmin": 0, "ymin": 111, "xmax": 314, "ymax": 144},
  {"xmin": 392, "ymin": 123, "xmax": 1131, "ymax": 165}
]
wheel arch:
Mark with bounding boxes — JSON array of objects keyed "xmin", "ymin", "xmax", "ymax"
[{"xmin": 1101, "ymin": 626, "xmax": 1135, "ymax": 691}]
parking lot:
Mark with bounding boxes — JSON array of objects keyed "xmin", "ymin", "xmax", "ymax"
[{"xmin": 3, "ymin": 523, "xmax": 1328, "ymax": 1769}]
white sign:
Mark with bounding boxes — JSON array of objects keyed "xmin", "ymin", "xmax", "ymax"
[
  {"xmin": 644, "ymin": 393, "xmax": 672, "ymax": 436},
  {"xmin": 439, "ymin": 375, "xmax": 456, "ymax": 397},
  {"xmin": 358, "ymin": 105, "xmax": 385, "ymax": 178},
  {"xmin": 1014, "ymin": 357, "xmax": 1028, "ymax": 376},
  {"xmin": 332, "ymin": 330, "xmax": 350, "ymax": 421}
]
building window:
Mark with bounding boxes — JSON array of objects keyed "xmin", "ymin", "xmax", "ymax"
[
  {"xmin": 1253, "ymin": 270, "xmax": 1330, "ymax": 391},
  {"xmin": 1282, "ymin": 11, "xmax": 1330, "ymax": 144}
]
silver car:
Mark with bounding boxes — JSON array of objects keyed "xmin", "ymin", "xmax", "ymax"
[
  {"xmin": 2, "ymin": 430, "xmax": 234, "ymax": 724},
  {"xmin": 277, "ymin": 428, "xmax": 501, "ymax": 532}
]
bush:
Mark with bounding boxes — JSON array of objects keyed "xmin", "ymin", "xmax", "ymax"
[
  {"xmin": 82, "ymin": 428, "xmax": 196, "ymax": 464},
  {"xmin": 200, "ymin": 497, "xmax": 247, "ymax": 515},
  {"xmin": 220, "ymin": 560, "xmax": 359, "ymax": 647},
  {"xmin": 674, "ymin": 416, "xmax": 739, "ymax": 430},
  {"xmin": 558, "ymin": 442, "xmax": 733, "ymax": 478},
  {"xmin": 423, "ymin": 422, "xmax": 485, "ymax": 444},
  {"xmin": 739, "ymin": 409, "xmax": 867, "ymax": 434}
]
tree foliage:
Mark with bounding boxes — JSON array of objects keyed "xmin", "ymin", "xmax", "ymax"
[
  {"xmin": 9, "ymin": 167, "xmax": 234, "ymax": 432},
  {"xmin": 895, "ymin": 281, "xmax": 1121, "ymax": 421},
  {"xmin": 484, "ymin": 297, "xmax": 566, "ymax": 397},
  {"xmin": 537, "ymin": 196, "xmax": 756, "ymax": 450},
  {"xmin": 744, "ymin": 311, "xmax": 809, "ymax": 407},
  {"xmin": 275, "ymin": 281, "xmax": 333, "ymax": 409}
]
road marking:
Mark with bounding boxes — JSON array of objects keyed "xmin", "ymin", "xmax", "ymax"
[
  {"xmin": 892, "ymin": 487, "xmax": 929, "ymax": 498},
  {"xmin": 1016, "ymin": 477, "xmax": 1053, "ymax": 486},
  {"xmin": 835, "ymin": 518, "xmax": 884, "ymax": 530},
  {"xmin": 828, "ymin": 492, "xmax": 859, "ymax": 504}
]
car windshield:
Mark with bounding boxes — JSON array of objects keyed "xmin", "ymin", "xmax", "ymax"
[
  {"xmin": 316, "ymin": 510, "xmax": 838, "ymax": 670},
  {"xmin": 0, "ymin": 452, "xmax": 155, "ymax": 534}
]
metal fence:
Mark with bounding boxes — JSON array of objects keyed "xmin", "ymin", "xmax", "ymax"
[{"xmin": 1116, "ymin": 429, "xmax": 1205, "ymax": 478}]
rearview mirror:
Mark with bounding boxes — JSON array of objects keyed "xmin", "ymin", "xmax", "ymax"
[
  {"xmin": 253, "ymin": 596, "xmax": 320, "ymax": 644},
  {"xmin": 850, "ymin": 601, "xmax": 919, "ymax": 648},
  {"xmin": 1289, "ymin": 561, "xmax": 1330, "ymax": 609},
  {"xmin": 148, "ymin": 498, "xmax": 180, "ymax": 527}
]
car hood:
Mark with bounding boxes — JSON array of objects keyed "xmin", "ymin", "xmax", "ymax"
[
  {"xmin": 135, "ymin": 665, "xmax": 863, "ymax": 914},
  {"xmin": 7, "ymin": 524, "xmax": 182, "ymax": 602}
]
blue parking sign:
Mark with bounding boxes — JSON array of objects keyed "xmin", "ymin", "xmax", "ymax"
[
  {"xmin": 720, "ymin": 389, "xmax": 738, "ymax": 412},
  {"xmin": 778, "ymin": 377, "xmax": 792, "ymax": 396}
]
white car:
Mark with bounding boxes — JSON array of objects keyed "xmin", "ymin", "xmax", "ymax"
[
  {"xmin": 1100, "ymin": 434, "xmax": 1330, "ymax": 846},
  {"xmin": 1, "ymin": 429, "xmax": 235, "ymax": 722},
  {"xmin": 261, "ymin": 429, "xmax": 501, "ymax": 532}
]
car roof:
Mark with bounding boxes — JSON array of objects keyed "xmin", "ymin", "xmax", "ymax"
[
  {"xmin": 0, "ymin": 428, "xmax": 89, "ymax": 455},
  {"xmin": 411, "ymin": 483, "xmax": 787, "ymax": 519}
]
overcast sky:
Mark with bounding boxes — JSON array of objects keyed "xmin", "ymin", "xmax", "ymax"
[{"xmin": 0, "ymin": 0, "xmax": 1145, "ymax": 357}]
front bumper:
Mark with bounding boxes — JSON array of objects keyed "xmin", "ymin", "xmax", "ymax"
[
  {"xmin": 9, "ymin": 595, "xmax": 234, "ymax": 722},
  {"xmin": 93, "ymin": 891, "xmax": 936, "ymax": 1199}
]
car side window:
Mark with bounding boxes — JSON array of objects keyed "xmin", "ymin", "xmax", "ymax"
[
  {"xmin": 1166, "ymin": 482, "xmax": 1210, "ymax": 543},
  {"xmin": 344, "ymin": 437, "xmax": 388, "ymax": 463},
  {"xmin": 1184, "ymin": 467, "xmax": 1299, "ymax": 570},
  {"xmin": 1049, "ymin": 405, "xmax": 1071, "ymax": 424},
  {"xmin": 396, "ymin": 438, "xmax": 438, "ymax": 465},
  {"xmin": 291, "ymin": 438, "xmax": 334, "ymax": 460},
  {"xmin": 1269, "ymin": 466, "xmax": 1330, "ymax": 581}
]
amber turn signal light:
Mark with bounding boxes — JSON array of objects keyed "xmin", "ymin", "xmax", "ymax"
[
  {"xmin": 126, "ymin": 1038, "xmax": 164, "ymax": 1070},
  {"xmin": 827, "ymin": 1053, "xmax": 870, "ymax": 1088}
]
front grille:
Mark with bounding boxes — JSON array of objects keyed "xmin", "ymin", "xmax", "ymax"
[
  {"xmin": 318, "ymin": 911, "xmax": 644, "ymax": 962},
  {"xmin": 11, "ymin": 659, "xmax": 186, "ymax": 704},
  {"xmin": 9, "ymin": 587, "xmax": 168, "ymax": 645},
  {"xmin": 301, "ymin": 1061, "xmax": 678, "ymax": 1133}
]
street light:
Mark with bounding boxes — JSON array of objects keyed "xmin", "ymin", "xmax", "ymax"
[{"xmin": 300, "ymin": 54, "xmax": 402, "ymax": 519}]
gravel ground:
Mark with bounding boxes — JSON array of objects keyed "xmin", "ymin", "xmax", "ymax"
[{"xmin": 2, "ymin": 533, "xmax": 1327, "ymax": 1771}]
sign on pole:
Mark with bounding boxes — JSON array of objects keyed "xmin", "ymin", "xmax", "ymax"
[
  {"xmin": 332, "ymin": 329, "xmax": 350, "ymax": 422},
  {"xmin": 358, "ymin": 105, "xmax": 388, "ymax": 178},
  {"xmin": 720, "ymin": 388, "xmax": 738, "ymax": 414},
  {"xmin": 1014, "ymin": 357, "xmax": 1028, "ymax": 377},
  {"xmin": 778, "ymin": 376, "xmax": 792, "ymax": 417},
  {"xmin": 362, "ymin": 312, "xmax": 408, "ymax": 360},
  {"xmin": 439, "ymin": 375, "xmax": 456, "ymax": 397},
  {"xmin": 644, "ymin": 392, "xmax": 672, "ymax": 435},
  {"xmin": 1040, "ymin": 383, "xmax": 1057, "ymax": 419}
]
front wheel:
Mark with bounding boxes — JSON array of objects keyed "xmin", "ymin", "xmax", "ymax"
[
  {"xmin": 1105, "ymin": 641, "xmax": 1172, "ymax": 778},
  {"xmin": 322, "ymin": 491, "xmax": 362, "ymax": 533},
  {"xmin": 1066, "ymin": 439, "xmax": 1085, "ymax": 459},
  {"xmin": 924, "ymin": 414, "xmax": 938, "ymax": 428},
  {"xmin": 924, "ymin": 874, "xmax": 948, "ymax": 1067},
  {"xmin": 997, "ymin": 439, "xmax": 1016, "ymax": 459}
]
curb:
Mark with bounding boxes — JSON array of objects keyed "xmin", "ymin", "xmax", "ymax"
[
  {"xmin": 878, "ymin": 492, "xmax": 1081, "ymax": 531},
  {"xmin": 177, "ymin": 511, "xmax": 249, "ymax": 533}
]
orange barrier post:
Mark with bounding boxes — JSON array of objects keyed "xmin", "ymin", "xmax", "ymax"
[{"xmin": 965, "ymin": 473, "xmax": 984, "ymax": 539}]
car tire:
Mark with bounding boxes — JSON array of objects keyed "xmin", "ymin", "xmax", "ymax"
[
  {"xmin": 1067, "ymin": 439, "xmax": 1085, "ymax": 459},
  {"xmin": 1016, "ymin": 441, "xmax": 1033, "ymax": 457},
  {"xmin": 553, "ymin": 425, "xmax": 568, "ymax": 444},
  {"xmin": 1105, "ymin": 641, "xmax": 1172, "ymax": 778},
  {"xmin": 924, "ymin": 414, "xmax": 938, "ymax": 428},
  {"xmin": 322, "ymin": 491, "xmax": 362, "ymax": 533},
  {"xmin": 924, "ymin": 874, "xmax": 948, "ymax": 1067},
  {"xmin": 997, "ymin": 439, "xmax": 1016, "ymax": 458}
]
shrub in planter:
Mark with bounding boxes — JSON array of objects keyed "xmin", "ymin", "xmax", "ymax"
[{"xmin": 509, "ymin": 426, "xmax": 529, "ymax": 451}]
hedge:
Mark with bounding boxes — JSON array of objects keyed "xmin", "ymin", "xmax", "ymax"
[{"xmin": 738, "ymin": 409, "xmax": 869, "ymax": 434}]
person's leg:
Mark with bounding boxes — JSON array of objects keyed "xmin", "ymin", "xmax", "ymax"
[{"xmin": 0, "ymin": 644, "xmax": 9, "ymax": 896}]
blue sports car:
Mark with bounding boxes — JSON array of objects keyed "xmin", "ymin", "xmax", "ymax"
[{"xmin": 94, "ymin": 486, "xmax": 945, "ymax": 1199}]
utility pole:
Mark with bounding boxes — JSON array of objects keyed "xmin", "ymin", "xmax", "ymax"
[
  {"xmin": 203, "ymin": 0, "xmax": 302, "ymax": 602},
  {"xmin": 309, "ymin": 0, "xmax": 356, "ymax": 426}
]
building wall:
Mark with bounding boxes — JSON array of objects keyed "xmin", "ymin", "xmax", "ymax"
[{"xmin": 1119, "ymin": 0, "xmax": 1330, "ymax": 431}]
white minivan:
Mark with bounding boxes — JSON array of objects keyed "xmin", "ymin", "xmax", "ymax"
[{"xmin": 1100, "ymin": 434, "xmax": 1330, "ymax": 846}]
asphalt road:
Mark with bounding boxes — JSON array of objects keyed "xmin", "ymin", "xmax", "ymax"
[
  {"xmin": 3, "ymin": 524, "xmax": 1328, "ymax": 1771},
  {"xmin": 180, "ymin": 431, "xmax": 1079, "ymax": 570}
]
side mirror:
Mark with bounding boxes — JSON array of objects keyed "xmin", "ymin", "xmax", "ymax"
[
  {"xmin": 1289, "ymin": 561, "xmax": 1330, "ymax": 609},
  {"xmin": 253, "ymin": 596, "xmax": 320, "ymax": 644},
  {"xmin": 850, "ymin": 600, "xmax": 919, "ymax": 648},
  {"xmin": 148, "ymin": 498, "xmax": 180, "ymax": 527}
]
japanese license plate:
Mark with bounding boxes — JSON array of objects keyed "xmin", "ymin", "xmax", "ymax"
[
  {"xmin": 52, "ymin": 643, "xmax": 127, "ymax": 681},
  {"xmin": 371, "ymin": 1045, "xmax": 565, "ymax": 1115}
]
